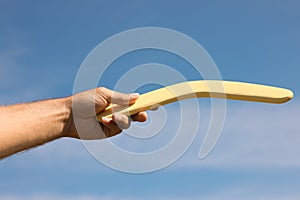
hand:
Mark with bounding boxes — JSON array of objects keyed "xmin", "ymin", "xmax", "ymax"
[{"xmin": 65, "ymin": 87, "xmax": 147, "ymax": 139}]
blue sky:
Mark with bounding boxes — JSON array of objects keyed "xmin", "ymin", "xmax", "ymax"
[{"xmin": 1, "ymin": 0, "xmax": 300, "ymax": 199}]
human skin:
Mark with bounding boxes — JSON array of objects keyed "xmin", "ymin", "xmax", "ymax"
[{"xmin": 0, "ymin": 87, "xmax": 147, "ymax": 159}]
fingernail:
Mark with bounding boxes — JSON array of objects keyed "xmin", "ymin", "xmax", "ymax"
[
  {"xmin": 101, "ymin": 117, "xmax": 111, "ymax": 123},
  {"xmin": 130, "ymin": 93, "xmax": 140, "ymax": 98}
]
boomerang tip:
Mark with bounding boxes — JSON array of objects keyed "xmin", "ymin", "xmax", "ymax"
[{"xmin": 282, "ymin": 89, "xmax": 294, "ymax": 103}]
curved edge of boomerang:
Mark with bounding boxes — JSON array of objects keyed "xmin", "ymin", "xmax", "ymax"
[{"xmin": 96, "ymin": 80, "xmax": 294, "ymax": 121}]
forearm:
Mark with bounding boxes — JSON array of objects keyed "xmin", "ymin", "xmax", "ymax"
[
  {"xmin": 0, "ymin": 87, "xmax": 147, "ymax": 159},
  {"xmin": 0, "ymin": 97, "xmax": 72, "ymax": 158}
]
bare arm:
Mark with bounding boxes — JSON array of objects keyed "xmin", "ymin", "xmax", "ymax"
[{"xmin": 0, "ymin": 87, "xmax": 147, "ymax": 159}]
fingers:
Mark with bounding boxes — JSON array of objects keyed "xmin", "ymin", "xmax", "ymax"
[
  {"xmin": 131, "ymin": 111, "xmax": 148, "ymax": 122},
  {"xmin": 97, "ymin": 87, "xmax": 149, "ymax": 123},
  {"xmin": 100, "ymin": 113, "xmax": 131, "ymax": 138},
  {"xmin": 100, "ymin": 111, "xmax": 148, "ymax": 138},
  {"xmin": 113, "ymin": 113, "xmax": 131, "ymax": 129},
  {"xmin": 97, "ymin": 87, "xmax": 139, "ymax": 105},
  {"xmin": 100, "ymin": 117, "xmax": 122, "ymax": 138},
  {"xmin": 72, "ymin": 87, "xmax": 149, "ymax": 140},
  {"xmin": 96, "ymin": 87, "xmax": 149, "ymax": 138}
]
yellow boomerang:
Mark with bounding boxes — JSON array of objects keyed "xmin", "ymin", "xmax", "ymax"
[{"xmin": 97, "ymin": 80, "xmax": 293, "ymax": 121}]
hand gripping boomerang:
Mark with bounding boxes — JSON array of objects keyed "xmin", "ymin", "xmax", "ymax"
[{"xmin": 97, "ymin": 80, "xmax": 293, "ymax": 121}]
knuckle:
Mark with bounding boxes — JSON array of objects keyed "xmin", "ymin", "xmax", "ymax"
[
  {"xmin": 112, "ymin": 92, "xmax": 129, "ymax": 103},
  {"xmin": 122, "ymin": 94, "xmax": 131, "ymax": 103},
  {"xmin": 97, "ymin": 87, "xmax": 107, "ymax": 93}
]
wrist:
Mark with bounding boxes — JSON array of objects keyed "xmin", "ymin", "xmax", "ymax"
[{"xmin": 60, "ymin": 96, "xmax": 73, "ymax": 138}]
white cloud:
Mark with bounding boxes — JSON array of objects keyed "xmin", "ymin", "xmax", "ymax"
[
  {"xmin": 1, "ymin": 99, "xmax": 299, "ymax": 200},
  {"xmin": 0, "ymin": 194, "xmax": 125, "ymax": 200},
  {"xmin": 4, "ymin": 99, "xmax": 300, "ymax": 171},
  {"xmin": 1, "ymin": 189, "xmax": 300, "ymax": 200},
  {"xmin": 0, "ymin": 194, "xmax": 196, "ymax": 200},
  {"xmin": 202, "ymin": 186, "xmax": 300, "ymax": 200},
  {"xmin": 174, "ymin": 99, "xmax": 300, "ymax": 169}
]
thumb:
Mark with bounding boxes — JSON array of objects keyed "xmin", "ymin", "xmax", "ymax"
[
  {"xmin": 96, "ymin": 87, "xmax": 140, "ymax": 109},
  {"xmin": 111, "ymin": 92, "xmax": 140, "ymax": 105}
]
